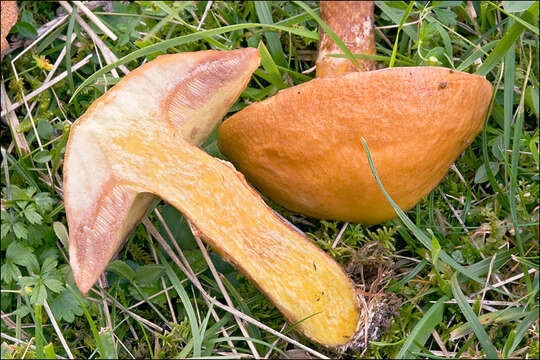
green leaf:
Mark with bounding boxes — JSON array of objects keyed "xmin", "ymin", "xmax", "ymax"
[
  {"xmin": 376, "ymin": 1, "xmax": 417, "ymax": 39},
  {"xmin": 397, "ymin": 296, "xmax": 448, "ymax": 358},
  {"xmin": 24, "ymin": 205, "xmax": 42, "ymax": 224},
  {"xmin": 502, "ymin": 1, "xmax": 536, "ymax": 13},
  {"xmin": 53, "ymin": 222, "xmax": 69, "ymax": 249},
  {"xmin": 12, "ymin": 305, "xmax": 32, "ymax": 318},
  {"xmin": 37, "ymin": 119, "xmax": 54, "ymax": 141},
  {"xmin": 49, "ymin": 287, "xmax": 83, "ymax": 323},
  {"xmin": 1, "ymin": 261, "xmax": 21, "ymax": 284},
  {"xmin": 12, "ymin": 215, "xmax": 29, "ymax": 233},
  {"xmin": 34, "ymin": 193, "xmax": 55, "ymax": 214},
  {"xmin": 257, "ymin": 41, "xmax": 286, "ymax": 89},
  {"xmin": 133, "ymin": 264, "xmax": 165, "ymax": 284},
  {"xmin": 476, "ymin": 1, "xmax": 539, "ymax": 76},
  {"xmin": 41, "ymin": 257, "xmax": 58, "ymax": 274},
  {"xmin": 44, "ymin": 343, "xmax": 56, "ymax": 360},
  {"xmin": 106, "ymin": 260, "xmax": 135, "ymax": 282},
  {"xmin": 450, "ymin": 275, "xmax": 499, "ymax": 359},
  {"xmin": 474, "ymin": 162, "xmax": 500, "ymax": 183},
  {"xmin": 44, "ymin": 278, "xmax": 64, "ymax": 293},
  {"xmin": 34, "ymin": 150, "xmax": 52, "ymax": 164},
  {"xmin": 6, "ymin": 241, "xmax": 38, "ymax": 270},
  {"xmin": 15, "ymin": 22, "xmax": 38, "ymax": 39},
  {"xmin": 31, "ymin": 281, "xmax": 48, "ymax": 305},
  {"xmin": 431, "ymin": 236, "xmax": 441, "ymax": 265},
  {"xmin": 98, "ymin": 329, "xmax": 118, "ymax": 359},
  {"xmin": 254, "ymin": 1, "xmax": 288, "ymax": 67}
]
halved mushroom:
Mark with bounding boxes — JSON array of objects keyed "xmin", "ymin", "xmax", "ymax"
[
  {"xmin": 64, "ymin": 48, "xmax": 370, "ymax": 348},
  {"xmin": 218, "ymin": 1, "xmax": 493, "ymax": 224},
  {"xmin": 1, "ymin": 1, "xmax": 18, "ymax": 58}
]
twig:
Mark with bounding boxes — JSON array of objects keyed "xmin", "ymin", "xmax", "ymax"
[
  {"xmin": 1, "ymin": 333, "xmax": 68, "ymax": 359},
  {"xmin": 144, "ymin": 219, "xmax": 329, "ymax": 359},
  {"xmin": 59, "ymin": 1, "xmax": 128, "ymax": 76},
  {"xmin": 332, "ymin": 222, "xmax": 348, "ymax": 249},
  {"xmin": 147, "ymin": 234, "xmax": 178, "ymax": 324},
  {"xmin": 73, "ymin": 1, "xmax": 117, "ymax": 40},
  {"xmin": 43, "ymin": 299, "xmax": 74, "ymax": 359},
  {"xmin": 144, "ymin": 216, "xmax": 239, "ymax": 355},
  {"xmin": 1, "ymin": 54, "xmax": 93, "ymax": 117},
  {"xmin": 191, "ymin": 227, "xmax": 261, "ymax": 358},
  {"xmin": 0, "ymin": 83, "xmax": 30, "ymax": 153}
]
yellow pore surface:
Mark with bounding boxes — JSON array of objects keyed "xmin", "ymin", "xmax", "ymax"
[
  {"xmin": 64, "ymin": 48, "xmax": 359, "ymax": 346},
  {"xmin": 69, "ymin": 115, "xmax": 360, "ymax": 347},
  {"xmin": 65, "ymin": 49, "xmax": 259, "ymax": 294}
]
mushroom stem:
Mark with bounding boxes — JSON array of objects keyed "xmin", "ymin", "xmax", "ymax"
[{"xmin": 316, "ymin": 0, "xmax": 376, "ymax": 78}]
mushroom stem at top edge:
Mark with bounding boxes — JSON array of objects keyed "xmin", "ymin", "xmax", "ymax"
[{"xmin": 316, "ymin": 0, "xmax": 377, "ymax": 78}]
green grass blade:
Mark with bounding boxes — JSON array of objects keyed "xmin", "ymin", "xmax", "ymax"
[
  {"xmin": 65, "ymin": 10, "xmax": 77, "ymax": 95},
  {"xmin": 257, "ymin": 41, "xmax": 286, "ymax": 89},
  {"xmin": 154, "ymin": 1, "xmax": 227, "ymax": 50},
  {"xmin": 67, "ymin": 285, "xmax": 105, "ymax": 358},
  {"xmin": 43, "ymin": 343, "xmax": 56, "ymax": 359},
  {"xmin": 159, "ymin": 253, "xmax": 201, "ymax": 357},
  {"xmin": 450, "ymin": 308, "xmax": 531, "ymax": 340},
  {"xmin": 136, "ymin": 319, "xmax": 154, "ymax": 359},
  {"xmin": 69, "ymin": 22, "xmax": 318, "ymax": 102},
  {"xmin": 476, "ymin": 1, "xmax": 539, "ymax": 76},
  {"xmin": 293, "ymin": 1, "xmax": 361, "ymax": 70},
  {"xmin": 375, "ymin": 1, "xmax": 417, "ymax": 39},
  {"xmin": 487, "ymin": 1, "xmax": 539, "ymax": 35},
  {"xmin": 389, "ymin": 0, "xmax": 415, "ymax": 68},
  {"xmin": 507, "ymin": 308, "xmax": 539, "ymax": 355},
  {"xmin": 510, "ymin": 110, "xmax": 532, "ymax": 291},
  {"xmin": 396, "ymin": 296, "xmax": 448, "ymax": 359},
  {"xmin": 254, "ymin": 1, "xmax": 288, "ymax": 67},
  {"xmin": 389, "ymin": 259, "xmax": 427, "ymax": 292},
  {"xmin": 360, "ymin": 139, "xmax": 507, "ymax": 291},
  {"xmin": 450, "ymin": 275, "xmax": 499, "ymax": 359},
  {"xmin": 34, "ymin": 303, "xmax": 45, "ymax": 359},
  {"xmin": 503, "ymin": 38, "xmax": 515, "ymax": 187}
]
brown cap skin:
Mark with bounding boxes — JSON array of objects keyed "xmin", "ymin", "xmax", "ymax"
[
  {"xmin": 316, "ymin": 1, "xmax": 376, "ymax": 77},
  {"xmin": 218, "ymin": 67, "xmax": 493, "ymax": 224},
  {"xmin": 1, "ymin": 1, "xmax": 18, "ymax": 58}
]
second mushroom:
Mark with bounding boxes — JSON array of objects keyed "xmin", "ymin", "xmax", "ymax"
[{"xmin": 218, "ymin": 1, "xmax": 492, "ymax": 225}]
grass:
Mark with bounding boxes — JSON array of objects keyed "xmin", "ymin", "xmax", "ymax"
[{"xmin": 1, "ymin": 1, "xmax": 538, "ymax": 358}]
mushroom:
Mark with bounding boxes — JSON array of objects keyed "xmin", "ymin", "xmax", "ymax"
[
  {"xmin": 218, "ymin": 1, "xmax": 493, "ymax": 225},
  {"xmin": 65, "ymin": 48, "xmax": 371, "ymax": 348},
  {"xmin": 1, "ymin": 1, "xmax": 18, "ymax": 59}
]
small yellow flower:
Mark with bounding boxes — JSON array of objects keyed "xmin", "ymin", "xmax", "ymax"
[{"xmin": 34, "ymin": 55, "xmax": 53, "ymax": 71}]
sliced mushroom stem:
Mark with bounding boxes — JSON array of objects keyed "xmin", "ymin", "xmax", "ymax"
[
  {"xmin": 65, "ymin": 48, "xmax": 367, "ymax": 349},
  {"xmin": 316, "ymin": 0, "xmax": 376, "ymax": 77}
]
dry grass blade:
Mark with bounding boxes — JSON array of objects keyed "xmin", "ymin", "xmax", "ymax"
[
  {"xmin": 191, "ymin": 228, "xmax": 261, "ymax": 358},
  {"xmin": 1, "ymin": 54, "xmax": 92, "ymax": 117},
  {"xmin": 143, "ymin": 218, "xmax": 329, "ymax": 359},
  {"xmin": 1, "ymin": 82, "xmax": 30, "ymax": 153},
  {"xmin": 58, "ymin": 1, "xmax": 128, "ymax": 76},
  {"xmin": 143, "ymin": 216, "xmax": 239, "ymax": 356},
  {"xmin": 72, "ymin": 1, "xmax": 117, "ymax": 40},
  {"xmin": 43, "ymin": 299, "xmax": 74, "ymax": 359}
]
